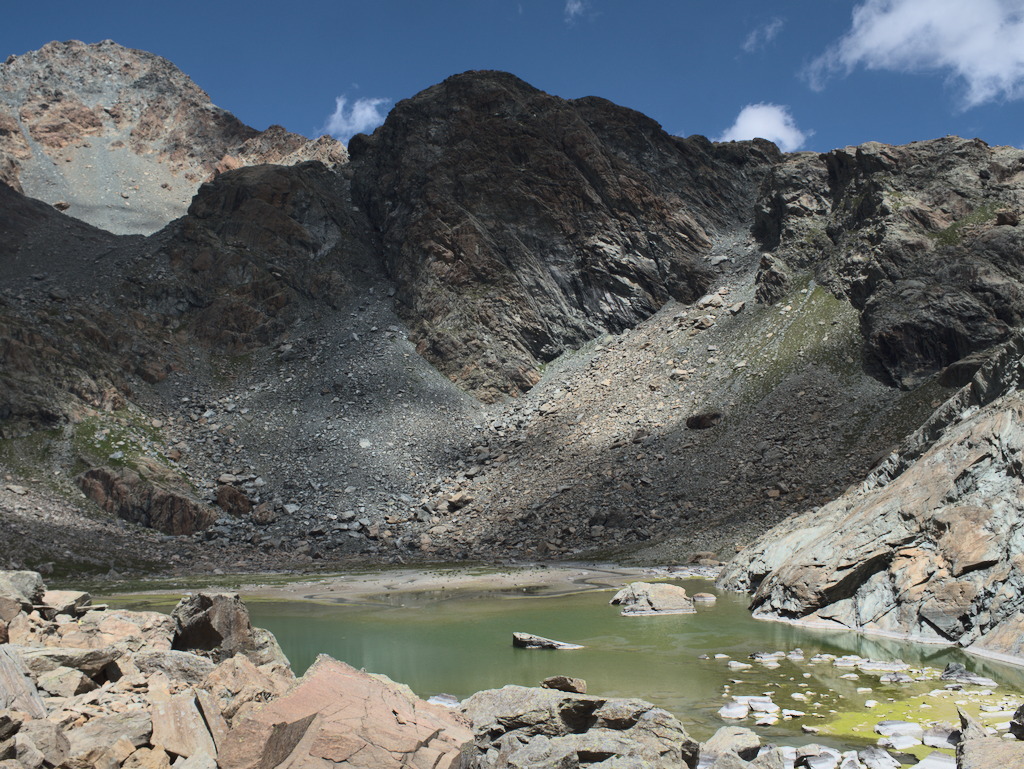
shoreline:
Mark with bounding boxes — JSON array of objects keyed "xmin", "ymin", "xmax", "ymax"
[
  {"xmin": 749, "ymin": 608, "xmax": 1024, "ymax": 670},
  {"xmin": 97, "ymin": 561, "xmax": 717, "ymax": 605}
]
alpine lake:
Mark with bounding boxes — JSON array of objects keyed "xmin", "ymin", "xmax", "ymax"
[{"xmin": 102, "ymin": 566, "xmax": 1024, "ymax": 758}]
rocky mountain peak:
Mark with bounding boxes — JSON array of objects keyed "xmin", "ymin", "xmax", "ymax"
[
  {"xmin": 351, "ymin": 68, "xmax": 779, "ymax": 399},
  {"xmin": 0, "ymin": 39, "xmax": 346, "ymax": 235}
]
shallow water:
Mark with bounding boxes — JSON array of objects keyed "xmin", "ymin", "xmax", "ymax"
[{"xmin": 113, "ymin": 578, "xmax": 1024, "ymax": 744}]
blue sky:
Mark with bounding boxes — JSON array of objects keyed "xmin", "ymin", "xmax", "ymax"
[{"xmin": 4, "ymin": 1, "xmax": 1024, "ymax": 152}]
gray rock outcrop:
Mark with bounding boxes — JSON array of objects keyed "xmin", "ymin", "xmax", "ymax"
[
  {"xmin": 461, "ymin": 684, "xmax": 699, "ymax": 768},
  {"xmin": 720, "ymin": 331, "xmax": 1024, "ymax": 659},
  {"xmin": 610, "ymin": 582, "xmax": 696, "ymax": 616}
]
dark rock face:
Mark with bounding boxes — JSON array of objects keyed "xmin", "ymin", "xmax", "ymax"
[
  {"xmin": 77, "ymin": 466, "xmax": 218, "ymax": 536},
  {"xmin": 753, "ymin": 137, "xmax": 1024, "ymax": 389},
  {"xmin": 152, "ymin": 161, "xmax": 376, "ymax": 352},
  {"xmin": 351, "ymin": 70, "xmax": 779, "ymax": 400}
]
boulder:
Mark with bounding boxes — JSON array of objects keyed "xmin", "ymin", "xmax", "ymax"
[
  {"xmin": 702, "ymin": 726, "xmax": 760, "ymax": 761},
  {"xmin": 1009, "ymin": 703, "xmax": 1024, "ymax": 740},
  {"xmin": 215, "ymin": 485, "xmax": 252, "ymax": 517},
  {"xmin": 35, "ymin": 665, "xmax": 96, "ymax": 697},
  {"xmin": 511, "ymin": 632, "xmax": 583, "ymax": 650},
  {"xmin": 0, "ymin": 571, "xmax": 45, "ymax": 614},
  {"xmin": 54, "ymin": 609, "xmax": 175, "ymax": 651},
  {"xmin": 77, "ymin": 466, "xmax": 218, "ymax": 536},
  {"xmin": 66, "ymin": 711, "xmax": 153, "ymax": 760},
  {"xmin": 203, "ymin": 654, "xmax": 293, "ymax": 722},
  {"xmin": 0, "ymin": 648, "xmax": 45, "ymax": 718},
  {"xmin": 150, "ymin": 691, "xmax": 218, "ymax": 760},
  {"xmin": 218, "ymin": 655, "xmax": 471, "ymax": 769},
  {"xmin": 15, "ymin": 644, "xmax": 121, "ymax": 679},
  {"xmin": 957, "ymin": 708, "xmax": 1024, "ymax": 769},
  {"xmin": 461, "ymin": 684, "xmax": 699, "ymax": 769},
  {"xmin": 39, "ymin": 589, "xmax": 91, "ymax": 619},
  {"xmin": 133, "ymin": 650, "xmax": 216, "ymax": 685},
  {"xmin": 610, "ymin": 582, "xmax": 696, "ymax": 616},
  {"xmin": 17, "ymin": 720, "xmax": 69, "ymax": 768},
  {"xmin": 541, "ymin": 676, "xmax": 586, "ymax": 694},
  {"xmin": 171, "ymin": 593, "xmax": 286, "ymax": 666}
]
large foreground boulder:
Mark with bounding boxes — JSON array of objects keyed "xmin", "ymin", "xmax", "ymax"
[
  {"xmin": 218, "ymin": 655, "xmax": 472, "ymax": 769},
  {"xmin": 461, "ymin": 684, "xmax": 699, "ymax": 768}
]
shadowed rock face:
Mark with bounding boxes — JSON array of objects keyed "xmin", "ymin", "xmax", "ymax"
[
  {"xmin": 0, "ymin": 40, "xmax": 346, "ymax": 234},
  {"xmin": 351, "ymin": 70, "xmax": 779, "ymax": 400},
  {"xmin": 753, "ymin": 137, "xmax": 1024, "ymax": 389}
]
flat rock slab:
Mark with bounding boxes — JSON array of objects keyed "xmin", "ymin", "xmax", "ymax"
[
  {"xmin": 610, "ymin": 582, "xmax": 696, "ymax": 616},
  {"xmin": 911, "ymin": 752, "xmax": 956, "ymax": 768},
  {"xmin": 218, "ymin": 654, "xmax": 471, "ymax": 769},
  {"xmin": 0, "ymin": 647, "xmax": 45, "ymax": 718},
  {"xmin": 512, "ymin": 632, "xmax": 583, "ymax": 650}
]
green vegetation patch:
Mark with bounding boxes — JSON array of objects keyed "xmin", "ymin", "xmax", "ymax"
[{"xmin": 928, "ymin": 203, "xmax": 1000, "ymax": 247}]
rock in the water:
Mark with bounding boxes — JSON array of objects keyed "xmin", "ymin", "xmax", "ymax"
[
  {"xmin": 511, "ymin": 632, "xmax": 583, "ymax": 650},
  {"xmin": 541, "ymin": 675, "xmax": 587, "ymax": 693},
  {"xmin": 461, "ymin": 684, "xmax": 699, "ymax": 769},
  {"xmin": 702, "ymin": 725, "xmax": 760, "ymax": 760},
  {"xmin": 610, "ymin": 582, "xmax": 696, "ymax": 616},
  {"xmin": 218, "ymin": 655, "xmax": 470, "ymax": 769},
  {"xmin": 941, "ymin": 663, "xmax": 997, "ymax": 688}
]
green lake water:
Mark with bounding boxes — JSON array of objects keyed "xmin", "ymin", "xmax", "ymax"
[{"xmin": 110, "ymin": 578, "xmax": 1024, "ymax": 745}]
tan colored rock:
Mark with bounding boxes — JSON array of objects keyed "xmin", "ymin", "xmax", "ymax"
[
  {"xmin": 18, "ymin": 719, "xmax": 69, "ymax": 767},
  {"xmin": 55, "ymin": 609, "xmax": 175, "ymax": 652},
  {"xmin": 40, "ymin": 590, "xmax": 91, "ymax": 619},
  {"xmin": 610, "ymin": 582, "xmax": 696, "ymax": 616},
  {"xmin": 123, "ymin": 747, "xmax": 172, "ymax": 769},
  {"xmin": 218, "ymin": 655, "xmax": 471, "ymax": 769},
  {"xmin": 541, "ymin": 675, "xmax": 587, "ymax": 694},
  {"xmin": 172, "ymin": 594, "xmax": 286, "ymax": 666},
  {"xmin": 66, "ymin": 711, "xmax": 152, "ymax": 760},
  {"xmin": 150, "ymin": 691, "xmax": 217, "ymax": 760},
  {"xmin": 0, "ymin": 648, "xmax": 46, "ymax": 718},
  {"xmin": 203, "ymin": 654, "xmax": 293, "ymax": 723},
  {"xmin": 35, "ymin": 665, "xmax": 96, "ymax": 697},
  {"xmin": 16, "ymin": 645, "xmax": 121, "ymax": 678}
]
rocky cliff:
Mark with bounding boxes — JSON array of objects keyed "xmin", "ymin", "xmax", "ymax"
[
  {"xmin": 350, "ymin": 70, "xmax": 779, "ymax": 400},
  {"xmin": 752, "ymin": 137, "xmax": 1024, "ymax": 389},
  {"xmin": 720, "ymin": 330, "xmax": 1024, "ymax": 660},
  {"xmin": 0, "ymin": 40, "xmax": 346, "ymax": 235}
]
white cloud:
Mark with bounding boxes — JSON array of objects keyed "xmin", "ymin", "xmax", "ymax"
[
  {"xmin": 717, "ymin": 103, "xmax": 810, "ymax": 152},
  {"xmin": 565, "ymin": 0, "xmax": 585, "ymax": 22},
  {"xmin": 321, "ymin": 96, "xmax": 390, "ymax": 143},
  {"xmin": 809, "ymin": 0, "xmax": 1024, "ymax": 108},
  {"xmin": 742, "ymin": 18, "xmax": 784, "ymax": 53}
]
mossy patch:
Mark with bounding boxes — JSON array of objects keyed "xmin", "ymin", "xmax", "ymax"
[{"xmin": 927, "ymin": 203, "xmax": 999, "ymax": 246}]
